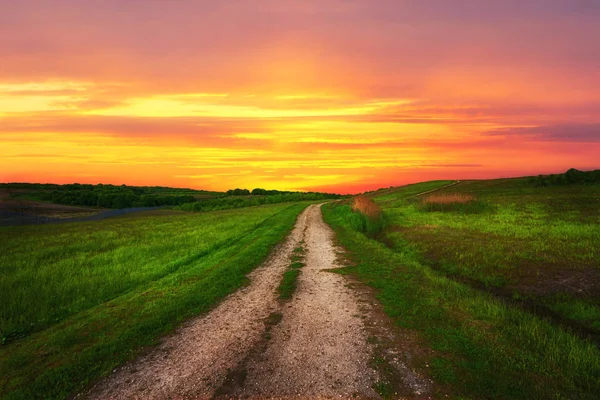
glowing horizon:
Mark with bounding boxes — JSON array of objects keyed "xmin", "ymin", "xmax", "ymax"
[{"xmin": 1, "ymin": 1, "xmax": 599, "ymax": 194}]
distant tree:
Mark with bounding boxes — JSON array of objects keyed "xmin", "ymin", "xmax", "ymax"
[{"xmin": 227, "ymin": 188, "xmax": 250, "ymax": 196}]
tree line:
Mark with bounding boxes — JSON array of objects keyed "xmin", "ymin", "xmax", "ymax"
[
  {"xmin": 1, "ymin": 183, "xmax": 204, "ymax": 208},
  {"xmin": 179, "ymin": 191, "xmax": 342, "ymax": 213},
  {"xmin": 1, "ymin": 183, "xmax": 342, "ymax": 210},
  {"xmin": 529, "ymin": 168, "xmax": 600, "ymax": 186}
]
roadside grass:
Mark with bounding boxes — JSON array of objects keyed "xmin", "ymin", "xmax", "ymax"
[
  {"xmin": 346, "ymin": 196, "xmax": 387, "ymax": 237},
  {"xmin": 323, "ymin": 202, "xmax": 600, "ymax": 399},
  {"xmin": 374, "ymin": 178, "xmax": 600, "ymax": 335},
  {"xmin": 0, "ymin": 202, "xmax": 310, "ymax": 400}
]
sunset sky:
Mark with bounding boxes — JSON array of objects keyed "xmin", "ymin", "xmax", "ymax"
[{"xmin": 1, "ymin": 0, "xmax": 599, "ymax": 193}]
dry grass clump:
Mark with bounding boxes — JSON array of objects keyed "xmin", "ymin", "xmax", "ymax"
[
  {"xmin": 422, "ymin": 193, "xmax": 475, "ymax": 205},
  {"xmin": 352, "ymin": 195, "xmax": 382, "ymax": 218},
  {"xmin": 347, "ymin": 196, "xmax": 387, "ymax": 236},
  {"xmin": 420, "ymin": 193, "xmax": 488, "ymax": 213}
]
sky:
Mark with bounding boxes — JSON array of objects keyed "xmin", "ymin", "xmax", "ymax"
[{"xmin": 1, "ymin": 0, "xmax": 599, "ymax": 193}]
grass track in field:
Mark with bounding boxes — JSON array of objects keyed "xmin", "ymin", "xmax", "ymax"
[{"xmin": 0, "ymin": 202, "xmax": 310, "ymax": 400}]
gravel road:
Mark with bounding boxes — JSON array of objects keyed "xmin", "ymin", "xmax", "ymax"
[{"xmin": 84, "ymin": 204, "xmax": 428, "ymax": 399}]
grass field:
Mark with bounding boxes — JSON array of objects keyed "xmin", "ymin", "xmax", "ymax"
[
  {"xmin": 322, "ymin": 178, "xmax": 600, "ymax": 399},
  {"xmin": 0, "ymin": 202, "xmax": 310, "ymax": 399},
  {"xmin": 376, "ymin": 179, "xmax": 600, "ymax": 335}
]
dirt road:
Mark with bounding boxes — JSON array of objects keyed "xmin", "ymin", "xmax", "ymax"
[{"xmin": 85, "ymin": 204, "xmax": 429, "ymax": 399}]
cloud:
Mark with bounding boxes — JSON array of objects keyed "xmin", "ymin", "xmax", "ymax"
[
  {"xmin": 486, "ymin": 123, "xmax": 600, "ymax": 142},
  {"xmin": 0, "ymin": 114, "xmax": 267, "ymax": 136}
]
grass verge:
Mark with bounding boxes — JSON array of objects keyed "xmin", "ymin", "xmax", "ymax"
[{"xmin": 322, "ymin": 202, "xmax": 600, "ymax": 399}]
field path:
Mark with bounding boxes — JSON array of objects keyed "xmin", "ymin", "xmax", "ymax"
[
  {"xmin": 222, "ymin": 204, "xmax": 379, "ymax": 399},
  {"xmin": 85, "ymin": 204, "xmax": 408, "ymax": 399}
]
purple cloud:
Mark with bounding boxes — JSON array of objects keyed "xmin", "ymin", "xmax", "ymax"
[{"xmin": 486, "ymin": 123, "xmax": 600, "ymax": 142}]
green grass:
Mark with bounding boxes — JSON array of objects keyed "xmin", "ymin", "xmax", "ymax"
[
  {"xmin": 278, "ymin": 270, "xmax": 301, "ymax": 300},
  {"xmin": 277, "ymin": 240, "xmax": 306, "ymax": 299},
  {"xmin": 323, "ymin": 202, "xmax": 600, "ymax": 399},
  {"xmin": 0, "ymin": 202, "xmax": 310, "ymax": 399},
  {"xmin": 343, "ymin": 206, "xmax": 388, "ymax": 237},
  {"xmin": 372, "ymin": 178, "xmax": 600, "ymax": 334},
  {"xmin": 418, "ymin": 198, "xmax": 491, "ymax": 214},
  {"xmin": 544, "ymin": 296, "xmax": 600, "ymax": 332},
  {"xmin": 1, "ymin": 203, "xmax": 290, "ymax": 342}
]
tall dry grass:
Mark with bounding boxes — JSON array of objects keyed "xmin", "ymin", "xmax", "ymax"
[
  {"xmin": 352, "ymin": 195, "xmax": 382, "ymax": 218},
  {"xmin": 420, "ymin": 193, "xmax": 488, "ymax": 213},
  {"xmin": 422, "ymin": 193, "xmax": 475, "ymax": 205},
  {"xmin": 347, "ymin": 196, "xmax": 387, "ymax": 236}
]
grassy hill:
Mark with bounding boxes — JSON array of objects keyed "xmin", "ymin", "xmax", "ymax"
[{"xmin": 322, "ymin": 171, "xmax": 599, "ymax": 399}]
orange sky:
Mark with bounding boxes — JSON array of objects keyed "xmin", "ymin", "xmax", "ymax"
[{"xmin": 1, "ymin": 1, "xmax": 599, "ymax": 193}]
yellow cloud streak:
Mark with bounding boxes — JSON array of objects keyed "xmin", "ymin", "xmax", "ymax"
[
  {"xmin": 0, "ymin": 81, "xmax": 95, "ymax": 114},
  {"xmin": 0, "ymin": 81, "xmax": 93, "ymax": 92},
  {"xmin": 1, "ymin": 131, "xmax": 440, "ymax": 191},
  {"xmin": 82, "ymin": 97, "xmax": 379, "ymax": 118}
]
